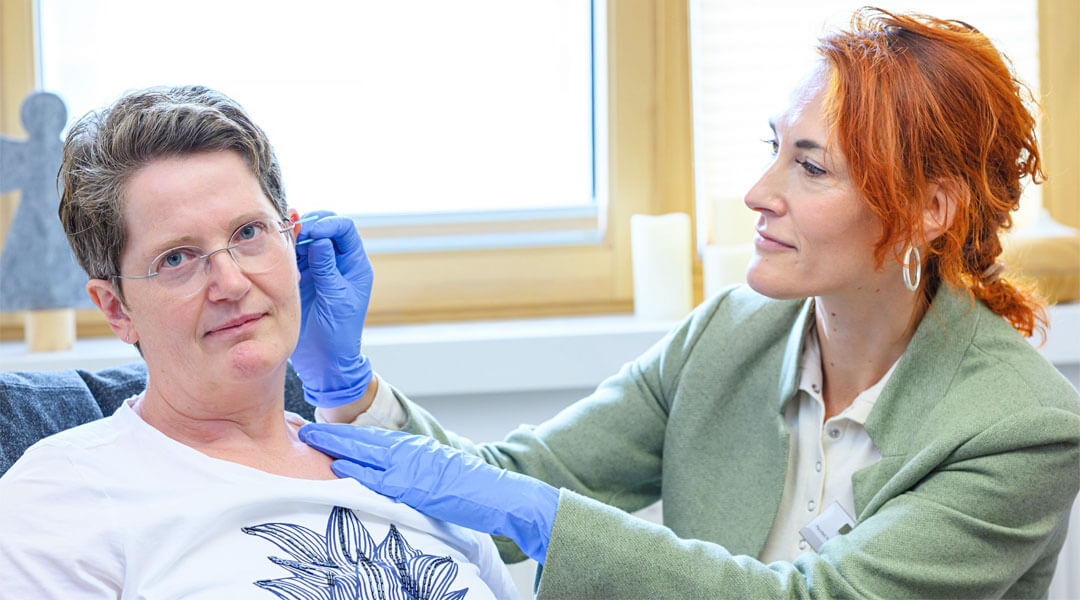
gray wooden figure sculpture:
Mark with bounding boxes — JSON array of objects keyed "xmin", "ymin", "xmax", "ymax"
[{"xmin": 0, "ymin": 92, "xmax": 92, "ymax": 312}]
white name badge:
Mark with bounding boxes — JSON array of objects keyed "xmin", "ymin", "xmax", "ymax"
[{"xmin": 799, "ymin": 501, "xmax": 856, "ymax": 551}]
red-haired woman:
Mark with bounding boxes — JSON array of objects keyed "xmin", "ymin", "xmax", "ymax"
[{"xmin": 293, "ymin": 8, "xmax": 1080, "ymax": 598}]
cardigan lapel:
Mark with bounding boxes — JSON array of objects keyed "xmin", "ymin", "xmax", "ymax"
[
  {"xmin": 732, "ymin": 297, "xmax": 811, "ymax": 556},
  {"xmin": 852, "ymin": 285, "xmax": 982, "ymax": 516},
  {"xmin": 777, "ymin": 298, "xmax": 816, "ymax": 414}
]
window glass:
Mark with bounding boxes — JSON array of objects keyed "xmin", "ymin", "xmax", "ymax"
[{"xmin": 39, "ymin": 0, "xmax": 595, "ymax": 217}]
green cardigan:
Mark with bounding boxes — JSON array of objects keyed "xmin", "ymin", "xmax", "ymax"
[{"xmin": 395, "ymin": 285, "xmax": 1080, "ymax": 598}]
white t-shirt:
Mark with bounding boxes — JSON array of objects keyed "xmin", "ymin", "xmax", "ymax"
[{"xmin": 0, "ymin": 398, "xmax": 519, "ymax": 600}]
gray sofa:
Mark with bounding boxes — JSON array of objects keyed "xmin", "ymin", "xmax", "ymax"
[{"xmin": 0, "ymin": 362, "xmax": 312, "ymax": 476}]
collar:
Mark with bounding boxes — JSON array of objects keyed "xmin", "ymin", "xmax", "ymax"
[
  {"xmin": 778, "ymin": 285, "xmax": 981, "ymax": 445},
  {"xmin": 796, "ymin": 324, "xmax": 899, "ymax": 425},
  {"xmin": 777, "ymin": 298, "xmax": 815, "ymax": 413}
]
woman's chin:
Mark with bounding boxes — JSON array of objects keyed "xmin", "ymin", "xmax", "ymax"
[
  {"xmin": 746, "ymin": 266, "xmax": 808, "ymax": 300},
  {"xmin": 224, "ymin": 340, "xmax": 288, "ymax": 380}
]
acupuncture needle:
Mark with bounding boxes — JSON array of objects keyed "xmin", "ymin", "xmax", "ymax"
[{"xmin": 293, "ymin": 215, "xmax": 321, "ymax": 246}]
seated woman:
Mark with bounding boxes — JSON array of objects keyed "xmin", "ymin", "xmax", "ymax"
[{"xmin": 0, "ymin": 86, "xmax": 517, "ymax": 599}]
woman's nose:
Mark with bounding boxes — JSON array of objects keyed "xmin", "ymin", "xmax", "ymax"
[
  {"xmin": 744, "ymin": 161, "xmax": 787, "ymax": 217},
  {"xmin": 205, "ymin": 249, "xmax": 251, "ymax": 301}
]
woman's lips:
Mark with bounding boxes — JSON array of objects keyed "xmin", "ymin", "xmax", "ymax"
[
  {"xmin": 754, "ymin": 231, "xmax": 795, "ymax": 251},
  {"xmin": 205, "ymin": 313, "xmax": 265, "ymax": 337}
]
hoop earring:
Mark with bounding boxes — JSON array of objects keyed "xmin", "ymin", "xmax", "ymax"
[{"xmin": 903, "ymin": 245, "xmax": 921, "ymax": 292}]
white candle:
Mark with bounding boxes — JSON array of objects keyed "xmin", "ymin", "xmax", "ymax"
[
  {"xmin": 630, "ymin": 213, "xmax": 693, "ymax": 321},
  {"xmin": 703, "ymin": 243, "xmax": 754, "ymax": 298}
]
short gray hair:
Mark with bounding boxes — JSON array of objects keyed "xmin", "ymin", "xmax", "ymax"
[{"xmin": 58, "ymin": 85, "xmax": 287, "ymax": 299}]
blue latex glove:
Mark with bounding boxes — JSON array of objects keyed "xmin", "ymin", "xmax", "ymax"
[
  {"xmin": 291, "ymin": 211, "xmax": 374, "ymax": 408},
  {"xmin": 299, "ymin": 423, "xmax": 560, "ymax": 564}
]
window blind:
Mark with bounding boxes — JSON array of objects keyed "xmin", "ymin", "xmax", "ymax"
[{"xmin": 690, "ymin": 1, "xmax": 1041, "ymax": 248}]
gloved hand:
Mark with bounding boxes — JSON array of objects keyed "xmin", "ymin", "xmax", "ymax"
[
  {"xmin": 291, "ymin": 211, "xmax": 374, "ymax": 408},
  {"xmin": 299, "ymin": 423, "xmax": 560, "ymax": 564}
]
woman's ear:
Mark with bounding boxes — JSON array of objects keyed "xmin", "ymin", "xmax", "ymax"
[
  {"xmin": 286, "ymin": 208, "xmax": 301, "ymax": 239},
  {"xmin": 86, "ymin": 279, "xmax": 137, "ymax": 344},
  {"xmin": 923, "ymin": 180, "xmax": 962, "ymax": 243},
  {"xmin": 285, "ymin": 209, "xmax": 303, "ymax": 283}
]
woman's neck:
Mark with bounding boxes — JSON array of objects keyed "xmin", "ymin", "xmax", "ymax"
[
  {"xmin": 132, "ymin": 367, "xmax": 334, "ymax": 479},
  {"xmin": 813, "ymin": 276, "xmax": 928, "ymax": 420}
]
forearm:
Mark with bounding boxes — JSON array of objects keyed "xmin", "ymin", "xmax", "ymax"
[{"xmin": 537, "ymin": 490, "xmax": 842, "ymax": 599}]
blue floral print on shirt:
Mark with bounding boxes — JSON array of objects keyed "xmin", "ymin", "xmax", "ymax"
[{"xmin": 243, "ymin": 506, "xmax": 469, "ymax": 599}]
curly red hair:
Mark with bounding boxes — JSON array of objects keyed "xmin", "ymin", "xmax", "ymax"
[{"xmin": 817, "ymin": 7, "xmax": 1046, "ymax": 337}]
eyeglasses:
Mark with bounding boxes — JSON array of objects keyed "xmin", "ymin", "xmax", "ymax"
[{"xmin": 113, "ymin": 217, "xmax": 297, "ymax": 298}]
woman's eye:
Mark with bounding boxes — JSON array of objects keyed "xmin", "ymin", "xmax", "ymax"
[
  {"xmin": 236, "ymin": 222, "xmax": 265, "ymax": 242},
  {"xmin": 157, "ymin": 249, "xmax": 196, "ymax": 271},
  {"xmin": 796, "ymin": 159, "xmax": 826, "ymax": 177},
  {"xmin": 762, "ymin": 138, "xmax": 779, "ymax": 155}
]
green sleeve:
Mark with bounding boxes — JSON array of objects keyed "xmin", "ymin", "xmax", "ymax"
[
  {"xmin": 391, "ymin": 347, "xmax": 674, "ymax": 564},
  {"xmin": 389, "ymin": 293, "xmax": 730, "ymax": 564},
  {"xmin": 397, "ymin": 350, "xmax": 670, "ymax": 507},
  {"xmin": 394, "ymin": 312, "xmax": 703, "ymax": 489},
  {"xmin": 390, "ymin": 355, "xmax": 671, "ymax": 565},
  {"xmin": 535, "ymin": 405, "xmax": 1080, "ymax": 598}
]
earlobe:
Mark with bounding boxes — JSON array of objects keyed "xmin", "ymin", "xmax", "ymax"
[{"xmin": 86, "ymin": 279, "xmax": 137, "ymax": 344}]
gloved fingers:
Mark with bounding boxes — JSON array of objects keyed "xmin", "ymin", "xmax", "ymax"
[
  {"xmin": 299, "ymin": 424, "xmax": 392, "ymax": 468},
  {"xmin": 327, "ymin": 426, "xmax": 443, "ymax": 460},
  {"xmin": 305, "ymin": 215, "xmax": 366, "ymax": 257},
  {"xmin": 300, "ymin": 423, "xmax": 408, "ymax": 447},
  {"xmin": 305, "ymin": 239, "xmax": 349, "ymax": 294},
  {"xmin": 332, "ymin": 425, "xmax": 421, "ymax": 445},
  {"xmin": 297, "ymin": 210, "xmax": 338, "ymax": 239},
  {"xmin": 294, "ymin": 210, "xmax": 338, "ymax": 261},
  {"xmin": 330, "ymin": 459, "xmax": 392, "ymax": 496}
]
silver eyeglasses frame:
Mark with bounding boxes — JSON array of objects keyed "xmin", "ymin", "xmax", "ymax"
[{"xmin": 110, "ymin": 215, "xmax": 317, "ymax": 283}]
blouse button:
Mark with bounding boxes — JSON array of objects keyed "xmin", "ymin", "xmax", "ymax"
[
  {"xmin": 815, "ymin": 461, "xmax": 822, "ymax": 472},
  {"xmin": 828, "ymin": 427, "xmax": 841, "ymax": 439},
  {"xmin": 799, "ymin": 540, "xmax": 808, "ymax": 550},
  {"xmin": 807, "ymin": 500, "xmax": 816, "ymax": 511}
]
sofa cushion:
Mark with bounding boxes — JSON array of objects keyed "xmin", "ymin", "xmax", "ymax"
[
  {"xmin": 0, "ymin": 361, "xmax": 313, "ymax": 476},
  {"xmin": 0, "ymin": 369, "xmax": 108, "ymax": 476},
  {"xmin": 76, "ymin": 362, "xmax": 152, "ymax": 417}
]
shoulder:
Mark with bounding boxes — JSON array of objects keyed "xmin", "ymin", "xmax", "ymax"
[
  {"xmin": 893, "ymin": 289, "xmax": 1080, "ymax": 455},
  {"xmin": 695, "ymin": 284, "xmax": 804, "ymax": 330},
  {"xmin": 661, "ymin": 284, "xmax": 805, "ymax": 365},
  {"xmin": 0, "ymin": 420, "xmax": 126, "ymax": 595},
  {"xmin": 0, "ymin": 411, "xmax": 126, "ymax": 545},
  {"xmin": 626, "ymin": 285, "xmax": 807, "ymax": 410},
  {"xmin": 22, "ymin": 406, "xmax": 129, "ymax": 457},
  {"xmin": 955, "ymin": 299, "xmax": 1079, "ymax": 417},
  {"xmin": 1, "ymin": 406, "xmax": 132, "ymax": 496}
]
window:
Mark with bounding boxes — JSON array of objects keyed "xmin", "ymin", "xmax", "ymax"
[
  {"xmin": 0, "ymin": 0, "xmax": 697, "ymax": 339},
  {"xmin": 2, "ymin": 0, "xmax": 1073, "ymax": 342},
  {"xmin": 39, "ymin": 0, "xmax": 600, "ymax": 252}
]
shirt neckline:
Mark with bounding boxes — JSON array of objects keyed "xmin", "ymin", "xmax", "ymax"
[
  {"xmin": 114, "ymin": 394, "xmax": 351, "ymax": 486},
  {"xmin": 797, "ymin": 325, "xmax": 902, "ymax": 425}
]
